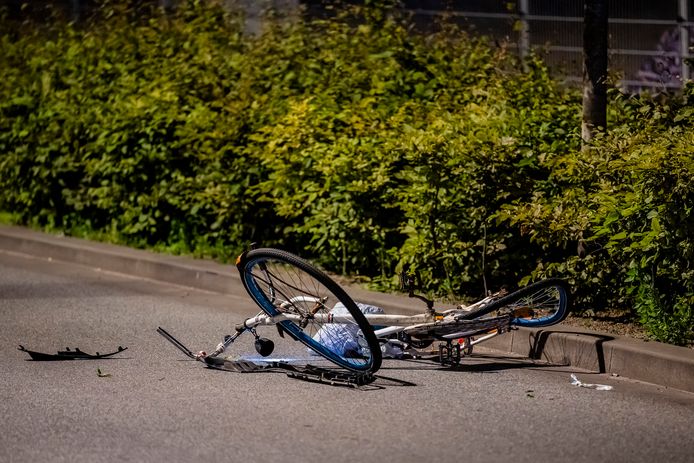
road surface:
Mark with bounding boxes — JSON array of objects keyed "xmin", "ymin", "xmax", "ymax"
[{"xmin": 2, "ymin": 249, "xmax": 693, "ymax": 463}]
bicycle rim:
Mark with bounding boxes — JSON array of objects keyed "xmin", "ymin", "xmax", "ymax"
[
  {"xmin": 237, "ymin": 248, "xmax": 381, "ymax": 373},
  {"xmin": 483, "ymin": 279, "xmax": 570, "ymax": 327}
]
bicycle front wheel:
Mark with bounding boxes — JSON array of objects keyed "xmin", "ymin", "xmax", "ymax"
[
  {"xmin": 236, "ymin": 248, "xmax": 382, "ymax": 373},
  {"xmin": 479, "ymin": 279, "xmax": 570, "ymax": 328}
]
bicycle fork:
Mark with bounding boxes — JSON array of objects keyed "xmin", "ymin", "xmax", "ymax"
[{"xmin": 157, "ymin": 312, "xmax": 278, "ymax": 362}]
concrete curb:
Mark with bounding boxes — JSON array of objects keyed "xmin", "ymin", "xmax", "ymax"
[
  {"xmin": 483, "ymin": 327, "xmax": 694, "ymax": 393},
  {"xmin": 0, "ymin": 224, "xmax": 243, "ymax": 295},
  {"xmin": 2, "ymin": 224, "xmax": 693, "ymax": 393}
]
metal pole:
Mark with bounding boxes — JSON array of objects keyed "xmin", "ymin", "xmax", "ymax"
[
  {"xmin": 71, "ymin": 0, "xmax": 81, "ymax": 22},
  {"xmin": 582, "ymin": 0, "xmax": 608, "ymax": 148},
  {"xmin": 679, "ymin": 0, "xmax": 690, "ymax": 83},
  {"xmin": 519, "ymin": 0, "xmax": 530, "ymax": 61}
]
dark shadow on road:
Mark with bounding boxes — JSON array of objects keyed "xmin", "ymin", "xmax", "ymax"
[{"xmin": 377, "ymin": 353, "xmax": 552, "ymax": 374}]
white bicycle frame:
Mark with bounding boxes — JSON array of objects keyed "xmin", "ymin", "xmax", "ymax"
[{"xmin": 237, "ymin": 294, "xmax": 511, "ymax": 349}]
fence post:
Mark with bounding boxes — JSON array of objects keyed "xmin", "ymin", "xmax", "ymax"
[{"xmin": 679, "ymin": 0, "xmax": 690, "ymax": 83}]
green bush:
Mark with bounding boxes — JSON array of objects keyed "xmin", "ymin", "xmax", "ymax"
[
  {"xmin": 500, "ymin": 88, "xmax": 694, "ymax": 345},
  {"xmin": 0, "ymin": 1, "xmax": 262, "ymax": 258},
  {"xmin": 1, "ymin": 1, "xmax": 692, "ymax": 345},
  {"xmin": 242, "ymin": 15, "xmax": 582, "ymax": 291}
]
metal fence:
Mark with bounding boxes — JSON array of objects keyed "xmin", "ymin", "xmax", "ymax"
[
  {"xmin": 4, "ymin": 0, "xmax": 693, "ymax": 92},
  {"xmin": 402, "ymin": 0, "xmax": 694, "ymax": 92}
]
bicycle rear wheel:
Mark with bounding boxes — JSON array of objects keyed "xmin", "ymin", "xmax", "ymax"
[
  {"xmin": 469, "ymin": 279, "xmax": 570, "ymax": 327},
  {"xmin": 236, "ymin": 248, "xmax": 382, "ymax": 373}
]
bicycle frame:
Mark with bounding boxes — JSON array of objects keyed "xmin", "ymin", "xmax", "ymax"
[
  {"xmin": 240, "ymin": 310, "xmax": 512, "ymax": 343},
  {"xmin": 231, "ymin": 293, "xmax": 514, "ymax": 355}
]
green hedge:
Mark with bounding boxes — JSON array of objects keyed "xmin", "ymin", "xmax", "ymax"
[
  {"xmin": 500, "ymin": 89, "xmax": 694, "ymax": 345},
  {"xmin": 1, "ymin": 1, "xmax": 692, "ymax": 345}
]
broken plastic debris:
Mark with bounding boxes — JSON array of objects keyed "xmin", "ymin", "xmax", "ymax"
[
  {"xmin": 570, "ymin": 373, "xmax": 613, "ymax": 391},
  {"xmin": 18, "ymin": 345, "xmax": 127, "ymax": 361}
]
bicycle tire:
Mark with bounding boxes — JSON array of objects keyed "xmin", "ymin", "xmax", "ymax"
[
  {"xmin": 236, "ymin": 248, "xmax": 382, "ymax": 373},
  {"xmin": 462, "ymin": 279, "xmax": 570, "ymax": 328}
]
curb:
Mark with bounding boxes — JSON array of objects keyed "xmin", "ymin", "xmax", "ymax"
[
  {"xmin": 0, "ymin": 224, "xmax": 243, "ymax": 295},
  {"xmin": 2, "ymin": 224, "xmax": 693, "ymax": 393},
  {"xmin": 483, "ymin": 326, "xmax": 694, "ymax": 393}
]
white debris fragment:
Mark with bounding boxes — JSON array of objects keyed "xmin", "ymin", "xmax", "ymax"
[{"xmin": 570, "ymin": 374, "xmax": 613, "ymax": 391}]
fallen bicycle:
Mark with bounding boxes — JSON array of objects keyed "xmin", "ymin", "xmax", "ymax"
[{"xmin": 158, "ymin": 247, "xmax": 570, "ymax": 383}]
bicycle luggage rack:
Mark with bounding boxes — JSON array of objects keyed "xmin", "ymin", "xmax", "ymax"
[
  {"xmin": 157, "ymin": 327, "xmax": 375, "ymax": 388},
  {"xmin": 204, "ymin": 356, "xmax": 374, "ymax": 388},
  {"xmin": 282, "ymin": 364, "xmax": 375, "ymax": 388}
]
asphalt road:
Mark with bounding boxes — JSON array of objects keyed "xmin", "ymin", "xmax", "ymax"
[{"xmin": 2, "ymin": 249, "xmax": 694, "ymax": 463}]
